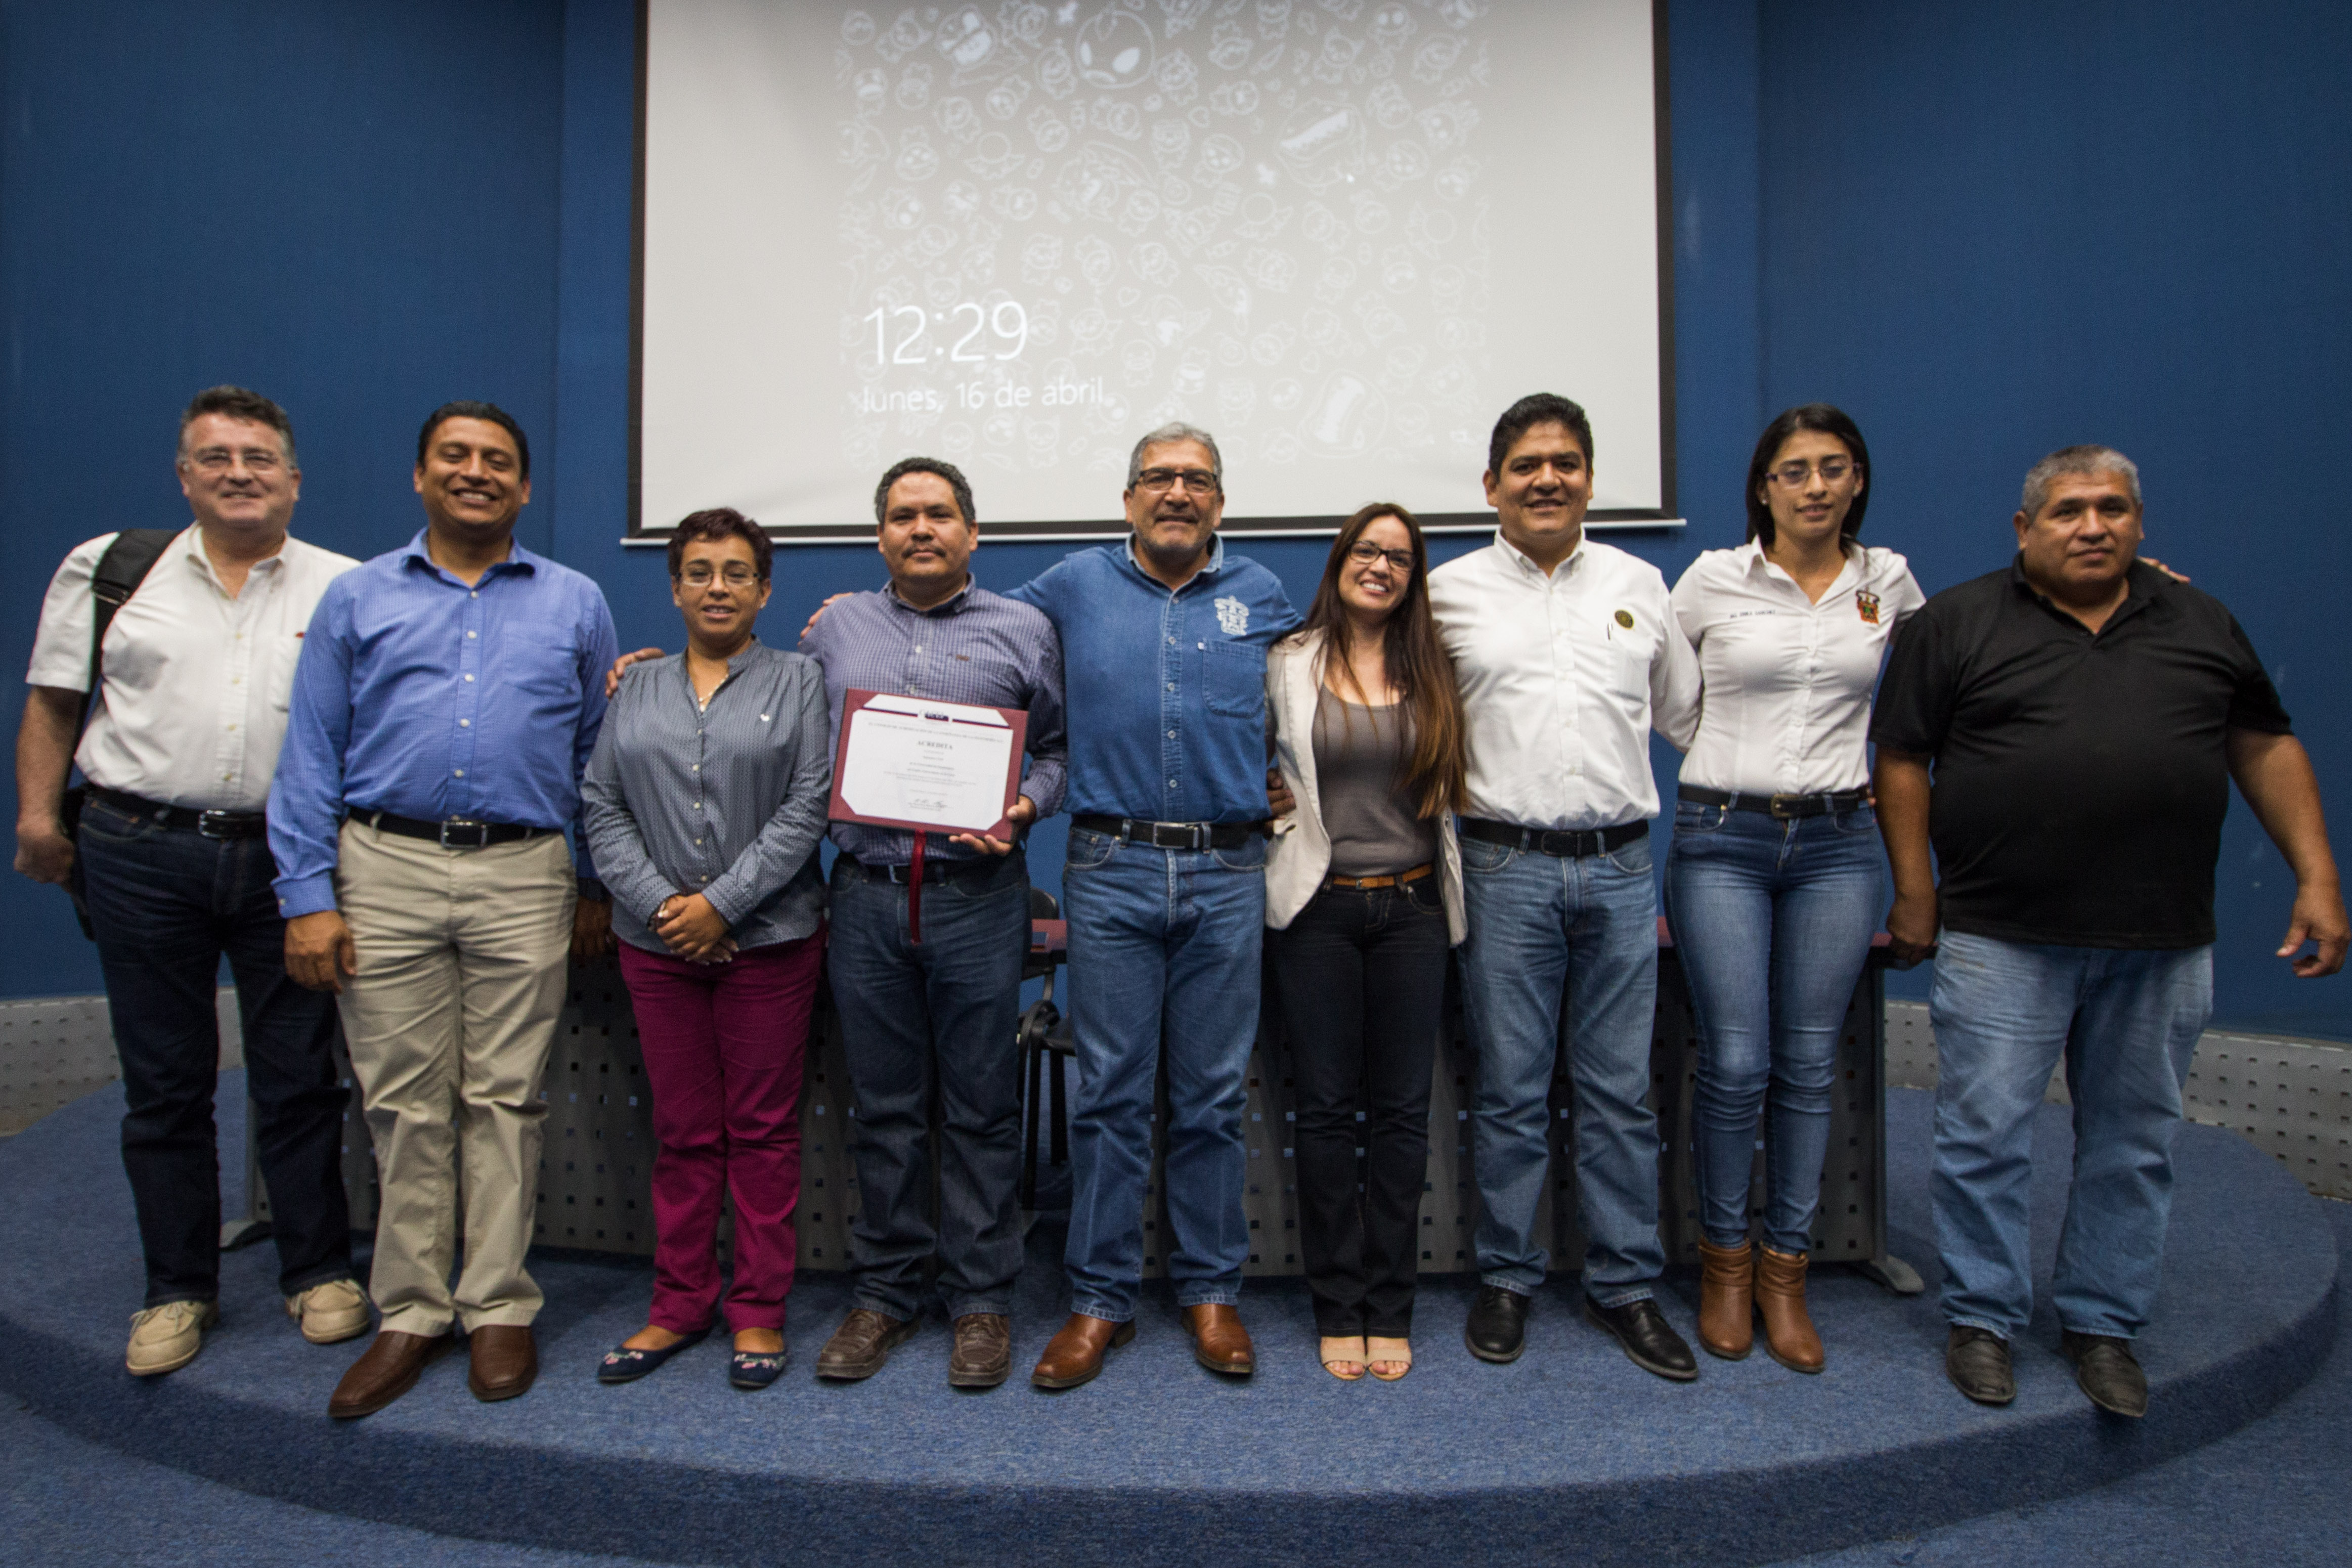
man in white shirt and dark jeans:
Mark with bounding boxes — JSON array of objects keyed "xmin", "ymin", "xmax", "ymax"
[
  {"xmin": 1427, "ymin": 393, "xmax": 1702, "ymax": 1377},
  {"xmin": 14, "ymin": 386, "xmax": 366, "ymax": 1377}
]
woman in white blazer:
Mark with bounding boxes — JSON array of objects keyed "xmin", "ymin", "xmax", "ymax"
[{"xmin": 1265, "ymin": 504, "xmax": 1466, "ymax": 1383}]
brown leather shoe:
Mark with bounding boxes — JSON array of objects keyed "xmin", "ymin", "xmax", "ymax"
[
  {"xmin": 948, "ymin": 1313, "xmax": 1012, "ymax": 1389},
  {"xmin": 328, "ymin": 1330, "xmax": 455, "ymax": 1419},
  {"xmin": 1695, "ymin": 1237, "xmax": 1755, "ymax": 1361},
  {"xmin": 1183, "ymin": 1303, "xmax": 1255, "ymax": 1376},
  {"xmin": 1755, "ymin": 1247, "xmax": 1824, "ymax": 1373},
  {"xmin": 466, "ymin": 1323, "xmax": 539, "ymax": 1402},
  {"xmin": 1030, "ymin": 1313, "xmax": 1135, "ymax": 1389},
  {"xmin": 816, "ymin": 1308, "xmax": 922, "ymax": 1381}
]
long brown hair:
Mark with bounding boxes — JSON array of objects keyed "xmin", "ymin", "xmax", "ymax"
[{"xmin": 1298, "ymin": 503, "xmax": 1466, "ymax": 820}]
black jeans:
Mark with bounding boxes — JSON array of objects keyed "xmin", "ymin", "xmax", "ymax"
[
  {"xmin": 77, "ymin": 797, "xmax": 353, "ymax": 1306},
  {"xmin": 1270, "ymin": 877, "xmax": 1450, "ymax": 1336}
]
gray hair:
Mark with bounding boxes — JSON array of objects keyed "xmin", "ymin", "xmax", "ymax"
[
  {"xmin": 1125, "ymin": 422, "xmax": 1224, "ymax": 490},
  {"xmin": 2021, "ymin": 445, "xmax": 2141, "ymax": 520}
]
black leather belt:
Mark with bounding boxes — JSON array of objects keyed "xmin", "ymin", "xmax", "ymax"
[
  {"xmin": 1458, "ymin": 816, "xmax": 1647, "ymax": 858},
  {"xmin": 356, "ymin": 809, "xmax": 554, "ymax": 849},
  {"xmin": 840, "ymin": 851, "xmax": 1013, "ymax": 886},
  {"xmin": 87, "ymin": 787, "xmax": 268, "ymax": 840},
  {"xmin": 1678, "ymin": 786, "xmax": 1871, "ymax": 820},
  {"xmin": 1071, "ymin": 814, "xmax": 1262, "ymax": 850}
]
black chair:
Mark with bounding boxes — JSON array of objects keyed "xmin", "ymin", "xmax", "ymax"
[{"xmin": 1018, "ymin": 887, "xmax": 1074, "ymax": 1209}]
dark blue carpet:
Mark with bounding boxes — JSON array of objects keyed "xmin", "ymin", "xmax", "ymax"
[{"xmin": 0, "ymin": 1076, "xmax": 2334, "ymax": 1567}]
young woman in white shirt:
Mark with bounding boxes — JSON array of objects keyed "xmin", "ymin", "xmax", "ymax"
[
  {"xmin": 1265, "ymin": 504, "xmax": 1467, "ymax": 1383},
  {"xmin": 1665, "ymin": 405, "xmax": 1924, "ymax": 1373}
]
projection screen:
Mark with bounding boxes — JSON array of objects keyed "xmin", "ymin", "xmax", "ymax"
[{"xmin": 635, "ymin": 0, "xmax": 1675, "ymax": 543}]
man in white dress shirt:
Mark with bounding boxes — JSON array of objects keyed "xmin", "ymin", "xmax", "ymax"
[
  {"xmin": 15, "ymin": 387, "xmax": 367, "ymax": 1377},
  {"xmin": 1427, "ymin": 393, "xmax": 1703, "ymax": 1378}
]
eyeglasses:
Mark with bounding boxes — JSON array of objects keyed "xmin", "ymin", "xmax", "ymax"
[
  {"xmin": 187, "ymin": 448, "xmax": 284, "ymax": 473},
  {"xmin": 1133, "ymin": 467, "xmax": 1221, "ymax": 495},
  {"xmin": 1764, "ymin": 457, "xmax": 1856, "ymax": 488},
  {"xmin": 1345, "ymin": 540, "xmax": 1415, "ymax": 573},
  {"xmin": 677, "ymin": 563, "xmax": 762, "ymax": 587}
]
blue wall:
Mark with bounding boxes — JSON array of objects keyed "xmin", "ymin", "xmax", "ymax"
[{"xmin": 4, "ymin": 1, "xmax": 2346, "ymax": 1036}]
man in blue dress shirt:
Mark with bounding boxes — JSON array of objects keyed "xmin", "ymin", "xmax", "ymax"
[
  {"xmin": 802, "ymin": 457, "xmax": 1067, "ymax": 1390},
  {"xmin": 270, "ymin": 402, "xmax": 620, "ymax": 1419},
  {"xmin": 1014, "ymin": 424, "xmax": 1300, "ymax": 1389}
]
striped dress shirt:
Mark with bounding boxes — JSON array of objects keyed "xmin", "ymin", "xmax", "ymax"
[
  {"xmin": 581, "ymin": 641, "xmax": 832, "ymax": 953},
  {"xmin": 800, "ymin": 578, "xmax": 1067, "ymax": 865}
]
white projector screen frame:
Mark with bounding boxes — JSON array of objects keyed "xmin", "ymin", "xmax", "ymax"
[{"xmin": 632, "ymin": 0, "xmax": 1677, "ymax": 544}]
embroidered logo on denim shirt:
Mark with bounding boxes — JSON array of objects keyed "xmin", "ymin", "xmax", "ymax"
[{"xmin": 1215, "ymin": 595, "xmax": 1249, "ymax": 636}]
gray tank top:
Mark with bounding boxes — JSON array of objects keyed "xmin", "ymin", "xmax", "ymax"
[{"xmin": 1312, "ymin": 686, "xmax": 1439, "ymax": 878}]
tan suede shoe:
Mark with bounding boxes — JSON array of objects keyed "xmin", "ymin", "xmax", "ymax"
[
  {"xmin": 125, "ymin": 1299, "xmax": 218, "ymax": 1377},
  {"xmin": 286, "ymin": 1279, "xmax": 371, "ymax": 1345}
]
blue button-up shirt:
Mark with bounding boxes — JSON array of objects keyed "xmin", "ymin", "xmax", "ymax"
[
  {"xmin": 1008, "ymin": 537, "xmax": 1298, "ymax": 824},
  {"xmin": 269, "ymin": 530, "xmax": 621, "ymax": 917},
  {"xmin": 801, "ymin": 578, "xmax": 1067, "ymax": 865}
]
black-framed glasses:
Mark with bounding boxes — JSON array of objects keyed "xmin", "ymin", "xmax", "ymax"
[
  {"xmin": 1345, "ymin": 540, "xmax": 1415, "ymax": 573},
  {"xmin": 678, "ymin": 563, "xmax": 761, "ymax": 587},
  {"xmin": 1133, "ymin": 467, "xmax": 1220, "ymax": 495},
  {"xmin": 1765, "ymin": 457, "xmax": 1855, "ymax": 488}
]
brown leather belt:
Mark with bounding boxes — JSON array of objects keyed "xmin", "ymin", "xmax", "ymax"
[{"xmin": 1326, "ymin": 862, "xmax": 1434, "ymax": 890}]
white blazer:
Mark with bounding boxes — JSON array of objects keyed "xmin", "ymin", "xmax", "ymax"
[{"xmin": 1263, "ymin": 628, "xmax": 1467, "ymax": 944}]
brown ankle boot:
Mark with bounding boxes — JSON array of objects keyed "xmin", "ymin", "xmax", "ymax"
[
  {"xmin": 1755, "ymin": 1246, "xmax": 1824, "ymax": 1373},
  {"xmin": 1694, "ymin": 1237, "xmax": 1754, "ymax": 1360}
]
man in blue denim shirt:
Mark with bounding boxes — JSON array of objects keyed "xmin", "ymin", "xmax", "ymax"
[{"xmin": 1012, "ymin": 424, "xmax": 1300, "ymax": 1389}]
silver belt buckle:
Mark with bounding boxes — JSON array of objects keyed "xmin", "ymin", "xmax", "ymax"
[
  {"xmin": 196, "ymin": 810, "xmax": 241, "ymax": 839},
  {"xmin": 439, "ymin": 817, "xmax": 491, "ymax": 849}
]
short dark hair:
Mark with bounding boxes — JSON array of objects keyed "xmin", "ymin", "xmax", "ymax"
[
  {"xmin": 417, "ymin": 400, "xmax": 531, "ymax": 479},
  {"xmin": 1486, "ymin": 394, "xmax": 1593, "ymax": 480},
  {"xmin": 666, "ymin": 507, "xmax": 773, "ymax": 581},
  {"xmin": 179, "ymin": 385, "xmax": 296, "ymax": 466},
  {"xmin": 873, "ymin": 456, "xmax": 977, "ymax": 528},
  {"xmin": 1744, "ymin": 403, "xmax": 1872, "ymax": 545}
]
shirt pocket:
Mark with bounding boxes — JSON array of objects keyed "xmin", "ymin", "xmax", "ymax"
[
  {"xmin": 1203, "ymin": 640, "xmax": 1266, "ymax": 719},
  {"xmin": 499, "ymin": 621, "xmax": 583, "ymax": 701},
  {"xmin": 267, "ymin": 634, "xmax": 306, "ymax": 711}
]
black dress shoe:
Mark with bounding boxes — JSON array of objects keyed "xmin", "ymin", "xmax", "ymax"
[
  {"xmin": 1583, "ymin": 1297, "xmax": 1698, "ymax": 1382},
  {"xmin": 1945, "ymin": 1325, "xmax": 2016, "ymax": 1406},
  {"xmin": 2061, "ymin": 1331, "xmax": 2148, "ymax": 1418},
  {"xmin": 1464, "ymin": 1286, "xmax": 1530, "ymax": 1364}
]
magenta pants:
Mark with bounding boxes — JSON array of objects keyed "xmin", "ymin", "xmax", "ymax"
[{"xmin": 618, "ymin": 932, "xmax": 824, "ymax": 1332}]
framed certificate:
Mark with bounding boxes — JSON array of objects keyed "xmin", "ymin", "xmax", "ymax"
[{"xmin": 827, "ymin": 689, "xmax": 1030, "ymax": 839}]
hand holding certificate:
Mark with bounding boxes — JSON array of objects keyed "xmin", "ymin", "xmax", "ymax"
[{"xmin": 827, "ymin": 690, "xmax": 1032, "ymax": 940}]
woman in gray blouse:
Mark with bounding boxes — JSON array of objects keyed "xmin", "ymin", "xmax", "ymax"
[
  {"xmin": 1264, "ymin": 504, "xmax": 1468, "ymax": 1382},
  {"xmin": 581, "ymin": 508, "xmax": 831, "ymax": 1391}
]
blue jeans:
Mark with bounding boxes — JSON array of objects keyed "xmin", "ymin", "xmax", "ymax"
[
  {"xmin": 1929, "ymin": 929, "xmax": 2212, "ymax": 1341},
  {"xmin": 827, "ymin": 852, "xmax": 1032, "ymax": 1320},
  {"xmin": 1456, "ymin": 828, "xmax": 1662, "ymax": 1305},
  {"xmin": 76, "ymin": 796, "xmax": 353, "ymax": 1306},
  {"xmin": 1664, "ymin": 800, "xmax": 1884, "ymax": 1252},
  {"xmin": 1058, "ymin": 825, "xmax": 1267, "ymax": 1322}
]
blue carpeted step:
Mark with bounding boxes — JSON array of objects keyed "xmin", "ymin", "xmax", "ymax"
[{"xmin": 0, "ymin": 1077, "xmax": 2333, "ymax": 1568}]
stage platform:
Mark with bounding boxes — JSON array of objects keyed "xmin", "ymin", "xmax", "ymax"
[{"xmin": 0, "ymin": 1078, "xmax": 2334, "ymax": 1568}]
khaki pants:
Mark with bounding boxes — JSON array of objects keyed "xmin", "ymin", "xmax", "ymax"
[{"xmin": 333, "ymin": 818, "xmax": 575, "ymax": 1335}]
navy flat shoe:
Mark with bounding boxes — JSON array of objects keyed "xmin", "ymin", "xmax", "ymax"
[
  {"xmin": 596, "ymin": 1325, "xmax": 712, "ymax": 1384},
  {"xmin": 730, "ymin": 1345, "xmax": 789, "ymax": 1390}
]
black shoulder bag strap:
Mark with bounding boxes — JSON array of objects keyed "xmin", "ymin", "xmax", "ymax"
[{"xmin": 61, "ymin": 528, "xmax": 179, "ymax": 938}]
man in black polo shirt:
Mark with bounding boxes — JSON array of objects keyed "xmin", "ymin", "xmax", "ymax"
[{"xmin": 1872, "ymin": 445, "xmax": 2345, "ymax": 1418}]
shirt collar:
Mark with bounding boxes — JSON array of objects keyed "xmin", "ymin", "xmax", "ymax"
[
  {"xmin": 1744, "ymin": 537, "xmax": 1860, "ymax": 587},
  {"xmin": 885, "ymin": 575, "xmax": 976, "ymax": 616},
  {"xmin": 181, "ymin": 525, "xmax": 289, "ymax": 591},
  {"xmin": 1123, "ymin": 531, "xmax": 1225, "ymax": 587},
  {"xmin": 400, "ymin": 526, "xmax": 540, "ymax": 582},
  {"xmin": 1492, "ymin": 528, "xmax": 1584, "ymax": 581},
  {"xmin": 2006, "ymin": 553, "xmax": 2162, "ymax": 624}
]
